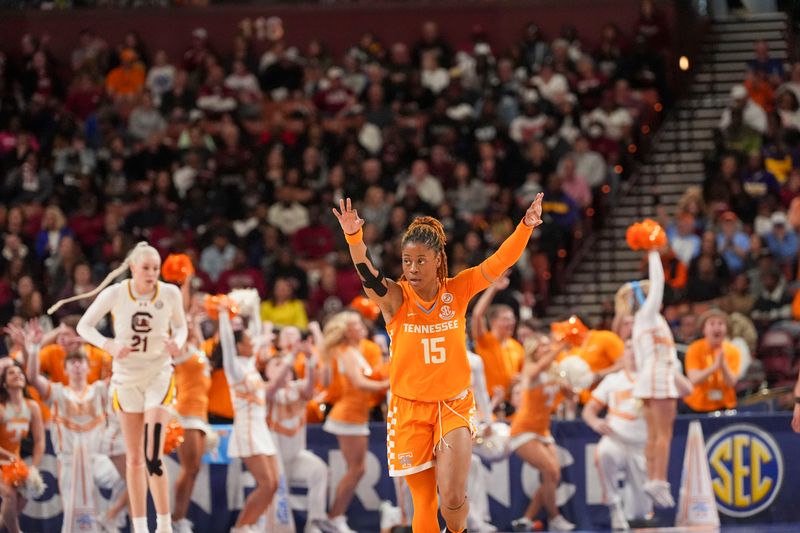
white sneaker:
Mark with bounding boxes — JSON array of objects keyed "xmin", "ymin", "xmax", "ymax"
[
  {"xmin": 173, "ymin": 519, "xmax": 193, "ymax": 533},
  {"xmin": 644, "ymin": 479, "xmax": 675, "ymax": 508},
  {"xmin": 311, "ymin": 518, "xmax": 343, "ymax": 533},
  {"xmin": 476, "ymin": 521, "xmax": 498, "ymax": 533},
  {"xmin": 154, "ymin": 524, "xmax": 173, "ymax": 533},
  {"xmin": 609, "ymin": 503, "xmax": 630, "ymax": 531},
  {"xmin": 331, "ymin": 515, "xmax": 357, "ymax": 533},
  {"xmin": 98, "ymin": 522, "xmax": 122, "ymax": 533},
  {"xmin": 548, "ymin": 514, "xmax": 576, "ymax": 531},
  {"xmin": 511, "ymin": 516, "xmax": 535, "ymax": 532}
]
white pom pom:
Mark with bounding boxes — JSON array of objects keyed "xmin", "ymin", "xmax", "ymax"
[
  {"xmin": 21, "ymin": 466, "xmax": 46, "ymax": 499},
  {"xmin": 557, "ymin": 355, "xmax": 594, "ymax": 391},
  {"xmin": 228, "ymin": 289, "xmax": 260, "ymax": 317},
  {"xmin": 473, "ymin": 422, "xmax": 511, "ymax": 462},
  {"xmin": 92, "ymin": 454, "xmax": 121, "ymax": 490},
  {"xmin": 204, "ymin": 425, "xmax": 221, "ymax": 454}
]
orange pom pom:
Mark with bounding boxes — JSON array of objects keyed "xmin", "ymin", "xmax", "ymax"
[
  {"xmin": 162, "ymin": 254, "xmax": 195, "ymax": 284},
  {"xmin": 163, "ymin": 419, "xmax": 185, "ymax": 454},
  {"xmin": 350, "ymin": 296, "xmax": 380, "ymax": 322},
  {"xmin": 641, "ymin": 219, "xmax": 667, "ymax": 249},
  {"xmin": 550, "ymin": 316, "xmax": 588, "ymax": 345},
  {"xmin": 204, "ymin": 294, "xmax": 240, "ymax": 320},
  {"xmin": 626, "ymin": 222, "xmax": 643, "ymax": 251},
  {"xmin": 1, "ymin": 458, "xmax": 29, "ymax": 488},
  {"xmin": 627, "ymin": 220, "xmax": 666, "ymax": 251}
]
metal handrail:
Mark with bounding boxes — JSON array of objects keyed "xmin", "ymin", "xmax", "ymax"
[{"xmin": 546, "ymin": 3, "xmax": 709, "ymax": 319}]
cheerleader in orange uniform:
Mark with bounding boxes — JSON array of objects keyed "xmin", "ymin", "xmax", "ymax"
[
  {"xmin": 172, "ymin": 314, "xmax": 212, "ymax": 533},
  {"xmin": 0, "ymin": 361, "xmax": 45, "ymax": 533},
  {"xmin": 321, "ymin": 311, "xmax": 389, "ymax": 533},
  {"xmin": 509, "ymin": 335, "xmax": 575, "ymax": 532},
  {"xmin": 333, "ymin": 193, "xmax": 543, "ymax": 533}
]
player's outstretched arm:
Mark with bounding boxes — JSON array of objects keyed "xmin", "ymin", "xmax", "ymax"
[
  {"xmin": 478, "ymin": 192, "xmax": 543, "ymax": 285},
  {"xmin": 333, "ymin": 198, "xmax": 403, "ymax": 319}
]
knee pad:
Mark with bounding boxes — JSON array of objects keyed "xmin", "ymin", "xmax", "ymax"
[{"xmin": 144, "ymin": 423, "xmax": 164, "ymax": 477}]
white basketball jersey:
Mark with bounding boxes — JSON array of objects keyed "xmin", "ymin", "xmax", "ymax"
[
  {"xmin": 49, "ymin": 381, "xmax": 108, "ymax": 455},
  {"xmin": 111, "ymin": 280, "xmax": 179, "ymax": 385}
]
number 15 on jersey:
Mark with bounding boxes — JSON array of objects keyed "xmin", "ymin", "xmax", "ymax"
[{"xmin": 422, "ymin": 337, "xmax": 447, "ymax": 365}]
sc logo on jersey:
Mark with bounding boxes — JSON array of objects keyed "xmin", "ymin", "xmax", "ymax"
[
  {"xmin": 706, "ymin": 423, "xmax": 783, "ymax": 517},
  {"xmin": 131, "ymin": 311, "xmax": 153, "ymax": 333}
]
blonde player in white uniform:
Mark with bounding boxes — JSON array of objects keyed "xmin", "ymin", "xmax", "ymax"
[
  {"xmin": 216, "ymin": 308, "xmax": 279, "ymax": 532},
  {"xmin": 50, "ymin": 242, "xmax": 188, "ymax": 533},
  {"xmin": 615, "ymin": 249, "xmax": 682, "ymax": 508},
  {"xmin": 265, "ymin": 323, "xmax": 335, "ymax": 533},
  {"xmin": 24, "ymin": 321, "xmax": 109, "ymax": 532}
]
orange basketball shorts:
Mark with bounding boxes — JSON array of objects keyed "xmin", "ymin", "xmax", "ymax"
[{"xmin": 386, "ymin": 389, "xmax": 476, "ymax": 477}]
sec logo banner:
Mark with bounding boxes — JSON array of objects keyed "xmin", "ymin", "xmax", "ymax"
[{"xmin": 705, "ymin": 423, "xmax": 783, "ymax": 517}]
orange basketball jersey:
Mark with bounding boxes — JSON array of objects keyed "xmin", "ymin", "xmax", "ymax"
[{"xmin": 387, "ymin": 267, "xmax": 490, "ymax": 402}]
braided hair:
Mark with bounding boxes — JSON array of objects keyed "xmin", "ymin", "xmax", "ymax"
[{"xmin": 400, "ymin": 217, "xmax": 448, "ymax": 286}]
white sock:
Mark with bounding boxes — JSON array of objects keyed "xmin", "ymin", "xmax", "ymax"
[
  {"xmin": 156, "ymin": 513, "xmax": 173, "ymax": 532},
  {"xmin": 132, "ymin": 517, "xmax": 149, "ymax": 533}
]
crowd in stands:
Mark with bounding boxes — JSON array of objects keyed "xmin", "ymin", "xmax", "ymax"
[
  {"xmin": 620, "ymin": 39, "xmax": 800, "ymax": 396},
  {"xmin": 0, "ymin": 1, "xmax": 671, "ymax": 337},
  {"xmin": 6, "ymin": 5, "xmax": 797, "ymax": 529}
]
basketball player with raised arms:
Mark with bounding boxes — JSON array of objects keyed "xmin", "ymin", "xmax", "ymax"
[
  {"xmin": 333, "ymin": 193, "xmax": 544, "ymax": 533},
  {"xmin": 50, "ymin": 242, "xmax": 187, "ymax": 533}
]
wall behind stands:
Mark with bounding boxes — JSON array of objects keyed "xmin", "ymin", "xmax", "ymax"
[{"xmin": 0, "ymin": 0, "xmax": 676, "ymax": 67}]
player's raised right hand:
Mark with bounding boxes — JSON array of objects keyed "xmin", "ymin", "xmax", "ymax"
[{"xmin": 332, "ymin": 198, "xmax": 365, "ymax": 236}]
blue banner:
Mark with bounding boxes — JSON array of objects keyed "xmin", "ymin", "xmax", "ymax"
[{"xmin": 19, "ymin": 413, "xmax": 799, "ymax": 532}]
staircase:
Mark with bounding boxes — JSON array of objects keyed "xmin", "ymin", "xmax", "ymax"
[{"xmin": 544, "ymin": 12, "xmax": 790, "ymax": 324}]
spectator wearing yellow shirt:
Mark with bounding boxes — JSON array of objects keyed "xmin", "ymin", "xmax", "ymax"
[
  {"xmin": 260, "ymin": 277, "xmax": 309, "ymax": 329},
  {"xmin": 684, "ymin": 309, "xmax": 740, "ymax": 413},
  {"xmin": 470, "ymin": 274, "xmax": 524, "ymax": 399}
]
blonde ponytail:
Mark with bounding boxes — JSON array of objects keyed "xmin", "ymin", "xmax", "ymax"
[
  {"xmin": 47, "ymin": 242, "xmax": 158, "ymax": 316},
  {"xmin": 614, "ymin": 279, "xmax": 651, "ymax": 318},
  {"xmin": 320, "ymin": 311, "xmax": 360, "ymax": 363}
]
